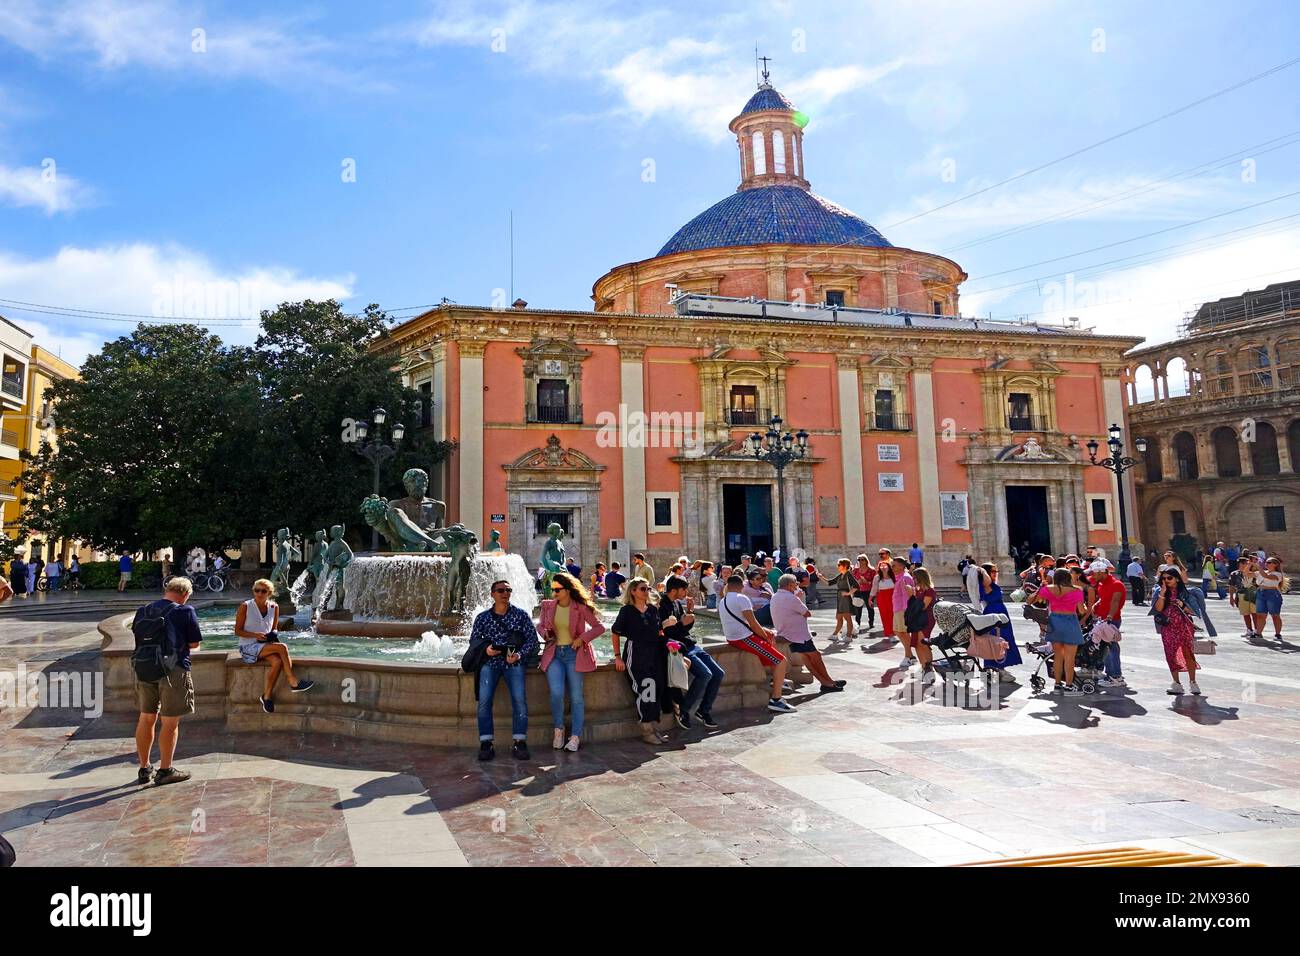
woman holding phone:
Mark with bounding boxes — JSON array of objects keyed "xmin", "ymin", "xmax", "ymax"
[
  {"xmin": 610, "ymin": 579, "xmax": 670, "ymax": 745},
  {"xmin": 1030, "ymin": 568, "xmax": 1088, "ymax": 696}
]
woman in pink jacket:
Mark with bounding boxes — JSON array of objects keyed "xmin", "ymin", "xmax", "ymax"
[{"xmin": 537, "ymin": 572, "xmax": 607, "ymax": 751}]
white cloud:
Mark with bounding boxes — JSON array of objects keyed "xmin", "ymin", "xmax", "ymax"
[
  {"xmin": 961, "ymin": 232, "xmax": 1300, "ymax": 347},
  {"xmin": 0, "ymin": 242, "xmax": 354, "ymax": 364},
  {"xmin": 0, "ymin": 0, "xmax": 356, "ymax": 87},
  {"xmin": 0, "ymin": 161, "xmax": 91, "ymax": 213}
]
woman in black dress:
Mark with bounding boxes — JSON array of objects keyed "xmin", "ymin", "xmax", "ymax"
[{"xmin": 611, "ymin": 578, "xmax": 671, "ymax": 745}]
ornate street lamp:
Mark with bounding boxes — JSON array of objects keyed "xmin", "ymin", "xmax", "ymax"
[
  {"xmin": 345, "ymin": 406, "xmax": 406, "ymax": 550},
  {"xmin": 1086, "ymin": 422, "xmax": 1147, "ymax": 566},
  {"xmin": 744, "ymin": 415, "xmax": 809, "ymax": 558}
]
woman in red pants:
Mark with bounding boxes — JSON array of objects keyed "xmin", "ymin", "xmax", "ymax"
[{"xmin": 874, "ymin": 548, "xmax": 896, "ymax": 637}]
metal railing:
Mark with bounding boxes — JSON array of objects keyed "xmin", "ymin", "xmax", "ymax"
[
  {"xmin": 869, "ymin": 411, "xmax": 912, "ymax": 431},
  {"xmin": 728, "ymin": 407, "xmax": 770, "ymax": 427},
  {"xmin": 525, "ymin": 403, "xmax": 583, "ymax": 424},
  {"xmin": 1007, "ymin": 414, "xmax": 1048, "ymax": 432},
  {"xmin": 1, "ymin": 377, "xmax": 22, "ymax": 400}
]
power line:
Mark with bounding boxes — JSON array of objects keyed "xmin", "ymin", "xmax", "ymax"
[
  {"xmin": 882, "ymin": 54, "xmax": 1300, "ymax": 231},
  {"xmin": 0, "ymin": 297, "xmax": 442, "ymax": 326},
  {"xmin": 938, "ymin": 130, "xmax": 1300, "ymax": 255},
  {"xmin": 965, "ymin": 188, "xmax": 1300, "ymax": 283}
]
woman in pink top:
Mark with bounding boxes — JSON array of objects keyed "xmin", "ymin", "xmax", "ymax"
[
  {"xmin": 890, "ymin": 557, "xmax": 915, "ymax": 650},
  {"xmin": 1030, "ymin": 568, "xmax": 1088, "ymax": 696}
]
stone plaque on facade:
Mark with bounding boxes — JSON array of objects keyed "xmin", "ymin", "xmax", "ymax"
[
  {"xmin": 818, "ymin": 495, "xmax": 840, "ymax": 527},
  {"xmin": 878, "ymin": 473, "xmax": 904, "ymax": 492},
  {"xmin": 877, "ymin": 443, "xmax": 901, "ymax": 462},
  {"xmin": 940, "ymin": 492, "xmax": 969, "ymax": 530}
]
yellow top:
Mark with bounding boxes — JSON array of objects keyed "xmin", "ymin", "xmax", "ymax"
[{"xmin": 553, "ymin": 603, "xmax": 572, "ymax": 645}]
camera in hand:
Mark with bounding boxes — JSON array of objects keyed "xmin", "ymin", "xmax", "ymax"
[{"xmin": 264, "ymin": 630, "xmax": 281, "ymax": 643}]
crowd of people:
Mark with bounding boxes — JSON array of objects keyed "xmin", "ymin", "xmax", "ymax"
[{"xmin": 4, "ymin": 552, "xmax": 80, "ymax": 595}]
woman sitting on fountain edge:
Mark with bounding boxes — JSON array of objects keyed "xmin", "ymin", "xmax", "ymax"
[{"xmin": 235, "ymin": 578, "xmax": 316, "ymax": 713}]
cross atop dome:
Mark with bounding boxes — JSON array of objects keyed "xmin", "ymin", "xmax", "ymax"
[{"xmin": 757, "ymin": 52, "xmax": 773, "ymax": 87}]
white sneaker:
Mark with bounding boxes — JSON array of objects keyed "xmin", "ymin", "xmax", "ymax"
[
  {"xmin": 564, "ymin": 735, "xmax": 581, "ymax": 752},
  {"xmin": 899, "ymin": 657, "xmax": 914, "ymax": 669},
  {"xmin": 782, "ymin": 679, "xmax": 795, "ymax": 691},
  {"xmin": 1096, "ymin": 677, "xmax": 1119, "ymax": 688},
  {"xmin": 1188, "ymin": 681, "xmax": 1201, "ymax": 696},
  {"xmin": 1062, "ymin": 686, "xmax": 1084, "ymax": 697},
  {"xmin": 552, "ymin": 728, "xmax": 565, "ymax": 750},
  {"xmin": 1166, "ymin": 682, "xmax": 1184, "ymax": 695},
  {"xmin": 1110, "ymin": 676, "xmax": 1127, "ymax": 687}
]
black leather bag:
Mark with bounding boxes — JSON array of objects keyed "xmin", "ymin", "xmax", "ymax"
[{"xmin": 1022, "ymin": 603, "xmax": 1051, "ymax": 625}]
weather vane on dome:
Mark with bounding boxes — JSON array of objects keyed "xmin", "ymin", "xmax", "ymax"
[{"xmin": 756, "ymin": 48, "xmax": 772, "ymax": 87}]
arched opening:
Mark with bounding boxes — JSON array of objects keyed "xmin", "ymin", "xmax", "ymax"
[
  {"xmin": 1212, "ymin": 426, "xmax": 1241, "ymax": 478},
  {"xmin": 1289, "ymin": 419, "xmax": 1300, "ymax": 474},
  {"xmin": 752, "ymin": 131, "xmax": 766, "ymax": 176},
  {"xmin": 1237, "ymin": 343, "xmax": 1272, "ymax": 392},
  {"xmin": 1204, "ymin": 350, "xmax": 1233, "ymax": 396},
  {"xmin": 1165, "ymin": 356, "xmax": 1190, "ymax": 398},
  {"xmin": 1144, "ymin": 435, "xmax": 1164, "ymax": 483},
  {"xmin": 772, "ymin": 129, "xmax": 786, "ymax": 174},
  {"xmin": 1132, "ymin": 363, "xmax": 1156, "ymax": 403},
  {"xmin": 1279, "ymin": 338, "xmax": 1300, "ymax": 389},
  {"xmin": 1172, "ymin": 431, "xmax": 1198, "ymax": 481},
  {"xmin": 1251, "ymin": 421, "xmax": 1280, "ymax": 475}
]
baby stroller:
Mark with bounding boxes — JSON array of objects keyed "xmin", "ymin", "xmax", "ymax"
[
  {"xmin": 925, "ymin": 602, "xmax": 1012, "ymax": 690},
  {"xmin": 1024, "ymin": 618, "xmax": 1111, "ymax": 694}
]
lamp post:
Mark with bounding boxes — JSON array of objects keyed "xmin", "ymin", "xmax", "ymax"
[
  {"xmin": 345, "ymin": 407, "xmax": 406, "ymax": 551},
  {"xmin": 744, "ymin": 415, "xmax": 809, "ymax": 559},
  {"xmin": 1086, "ymin": 422, "xmax": 1147, "ymax": 566}
]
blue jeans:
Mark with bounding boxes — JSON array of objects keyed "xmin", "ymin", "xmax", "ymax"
[
  {"xmin": 1104, "ymin": 640, "xmax": 1123, "ymax": 678},
  {"xmin": 544, "ymin": 645, "xmax": 585, "ymax": 737},
  {"xmin": 706, "ymin": 594, "xmax": 717, "ymax": 610},
  {"xmin": 478, "ymin": 664, "xmax": 528, "ymax": 741},
  {"xmin": 1184, "ymin": 586, "xmax": 1218, "ymax": 637},
  {"xmin": 47, "ymin": 577, "xmax": 60, "ymax": 591},
  {"xmin": 682, "ymin": 646, "xmax": 725, "ymax": 717}
]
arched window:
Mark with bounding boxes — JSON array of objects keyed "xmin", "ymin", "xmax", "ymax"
[
  {"xmin": 1173, "ymin": 431, "xmax": 1198, "ymax": 481},
  {"xmin": 1237, "ymin": 344, "xmax": 1272, "ymax": 391},
  {"xmin": 752, "ymin": 132, "xmax": 766, "ymax": 176},
  {"xmin": 1165, "ymin": 356, "xmax": 1190, "ymax": 397},
  {"xmin": 793, "ymin": 136, "xmax": 801, "ymax": 177},
  {"xmin": 1251, "ymin": 421, "xmax": 1280, "ymax": 475},
  {"xmin": 772, "ymin": 130, "xmax": 786, "ymax": 173},
  {"xmin": 1132, "ymin": 364, "xmax": 1156, "ymax": 403},
  {"xmin": 1278, "ymin": 338, "xmax": 1300, "ymax": 389},
  {"xmin": 1212, "ymin": 426, "xmax": 1241, "ymax": 478},
  {"xmin": 1204, "ymin": 350, "xmax": 1232, "ymax": 396}
]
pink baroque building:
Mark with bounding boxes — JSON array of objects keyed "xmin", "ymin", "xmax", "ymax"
[{"xmin": 376, "ymin": 79, "xmax": 1141, "ymax": 573}]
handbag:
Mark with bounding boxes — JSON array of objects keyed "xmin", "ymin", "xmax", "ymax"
[
  {"xmin": 1193, "ymin": 639, "xmax": 1217, "ymax": 656},
  {"xmin": 667, "ymin": 650, "xmax": 690, "ymax": 691},
  {"xmin": 1023, "ymin": 603, "xmax": 1051, "ymax": 625},
  {"xmin": 968, "ymin": 634, "xmax": 1008, "ymax": 661}
]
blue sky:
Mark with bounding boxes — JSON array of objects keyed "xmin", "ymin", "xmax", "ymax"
[{"xmin": 1, "ymin": 0, "xmax": 1298, "ymax": 365}]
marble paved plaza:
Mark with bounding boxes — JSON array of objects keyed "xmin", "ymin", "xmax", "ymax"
[{"xmin": 3, "ymin": 597, "xmax": 1300, "ymax": 866}]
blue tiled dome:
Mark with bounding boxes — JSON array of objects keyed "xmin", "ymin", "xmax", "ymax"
[
  {"xmin": 740, "ymin": 86, "xmax": 795, "ymax": 114},
  {"xmin": 657, "ymin": 185, "xmax": 892, "ymax": 256}
]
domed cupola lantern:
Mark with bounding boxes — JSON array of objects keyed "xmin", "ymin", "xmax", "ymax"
[{"xmin": 730, "ymin": 61, "xmax": 810, "ymax": 192}]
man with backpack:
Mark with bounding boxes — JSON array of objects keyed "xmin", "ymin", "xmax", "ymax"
[{"xmin": 131, "ymin": 577, "xmax": 204, "ymax": 785}]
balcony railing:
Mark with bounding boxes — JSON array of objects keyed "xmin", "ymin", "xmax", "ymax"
[
  {"xmin": 525, "ymin": 403, "xmax": 583, "ymax": 424},
  {"xmin": 869, "ymin": 411, "xmax": 912, "ymax": 431},
  {"xmin": 1007, "ymin": 413, "xmax": 1048, "ymax": 432},
  {"xmin": 727, "ymin": 407, "xmax": 770, "ymax": 427},
  {"xmin": 1, "ymin": 377, "xmax": 22, "ymax": 400}
]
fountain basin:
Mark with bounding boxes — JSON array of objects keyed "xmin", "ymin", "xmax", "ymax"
[{"xmin": 97, "ymin": 607, "xmax": 775, "ymax": 746}]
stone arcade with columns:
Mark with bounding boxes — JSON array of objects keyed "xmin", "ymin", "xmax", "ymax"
[
  {"xmin": 377, "ymin": 78, "xmax": 1140, "ymax": 574},
  {"xmin": 1125, "ymin": 281, "xmax": 1300, "ymax": 563}
]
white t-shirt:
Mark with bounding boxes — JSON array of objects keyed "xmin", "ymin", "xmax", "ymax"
[{"xmin": 718, "ymin": 592, "xmax": 756, "ymax": 641}]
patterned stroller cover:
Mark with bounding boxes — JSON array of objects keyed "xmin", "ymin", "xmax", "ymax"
[{"xmin": 933, "ymin": 601, "xmax": 1010, "ymax": 661}]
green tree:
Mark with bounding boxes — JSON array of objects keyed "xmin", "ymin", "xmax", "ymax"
[
  {"xmin": 18, "ymin": 324, "xmax": 261, "ymax": 554},
  {"xmin": 252, "ymin": 300, "xmax": 453, "ymax": 544}
]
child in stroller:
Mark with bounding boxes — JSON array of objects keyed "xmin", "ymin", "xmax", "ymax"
[
  {"xmin": 924, "ymin": 602, "xmax": 1011, "ymax": 690},
  {"xmin": 1024, "ymin": 617, "xmax": 1113, "ymax": 694}
]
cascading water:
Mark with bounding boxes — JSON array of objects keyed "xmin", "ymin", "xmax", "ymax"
[
  {"xmin": 288, "ymin": 569, "xmax": 314, "ymax": 608},
  {"xmin": 340, "ymin": 551, "xmax": 537, "ymax": 631}
]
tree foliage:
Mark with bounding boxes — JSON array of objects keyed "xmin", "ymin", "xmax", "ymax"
[{"xmin": 19, "ymin": 301, "xmax": 453, "ymax": 554}]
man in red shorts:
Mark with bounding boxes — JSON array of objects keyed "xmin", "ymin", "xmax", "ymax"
[{"xmin": 717, "ymin": 574, "xmax": 795, "ymax": 713}]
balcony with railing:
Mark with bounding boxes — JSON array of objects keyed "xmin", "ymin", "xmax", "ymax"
[
  {"xmin": 869, "ymin": 411, "xmax": 912, "ymax": 431},
  {"xmin": 1, "ymin": 374, "xmax": 22, "ymax": 401},
  {"xmin": 1, "ymin": 427, "xmax": 19, "ymax": 448},
  {"xmin": 1007, "ymin": 413, "xmax": 1048, "ymax": 432},
  {"xmin": 526, "ymin": 403, "xmax": 583, "ymax": 424},
  {"xmin": 727, "ymin": 407, "xmax": 771, "ymax": 427}
]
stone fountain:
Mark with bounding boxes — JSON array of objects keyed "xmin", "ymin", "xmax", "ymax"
[{"xmin": 310, "ymin": 469, "xmax": 537, "ymax": 638}]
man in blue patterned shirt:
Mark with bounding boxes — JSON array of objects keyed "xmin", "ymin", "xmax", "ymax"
[{"xmin": 471, "ymin": 580, "xmax": 537, "ymax": 761}]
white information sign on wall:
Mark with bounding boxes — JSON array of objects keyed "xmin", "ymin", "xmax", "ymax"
[
  {"xmin": 878, "ymin": 473, "xmax": 905, "ymax": 492},
  {"xmin": 940, "ymin": 492, "xmax": 970, "ymax": 530},
  {"xmin": 877, "ymin": 444, "xmax": 901, "ymax": 462}
]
